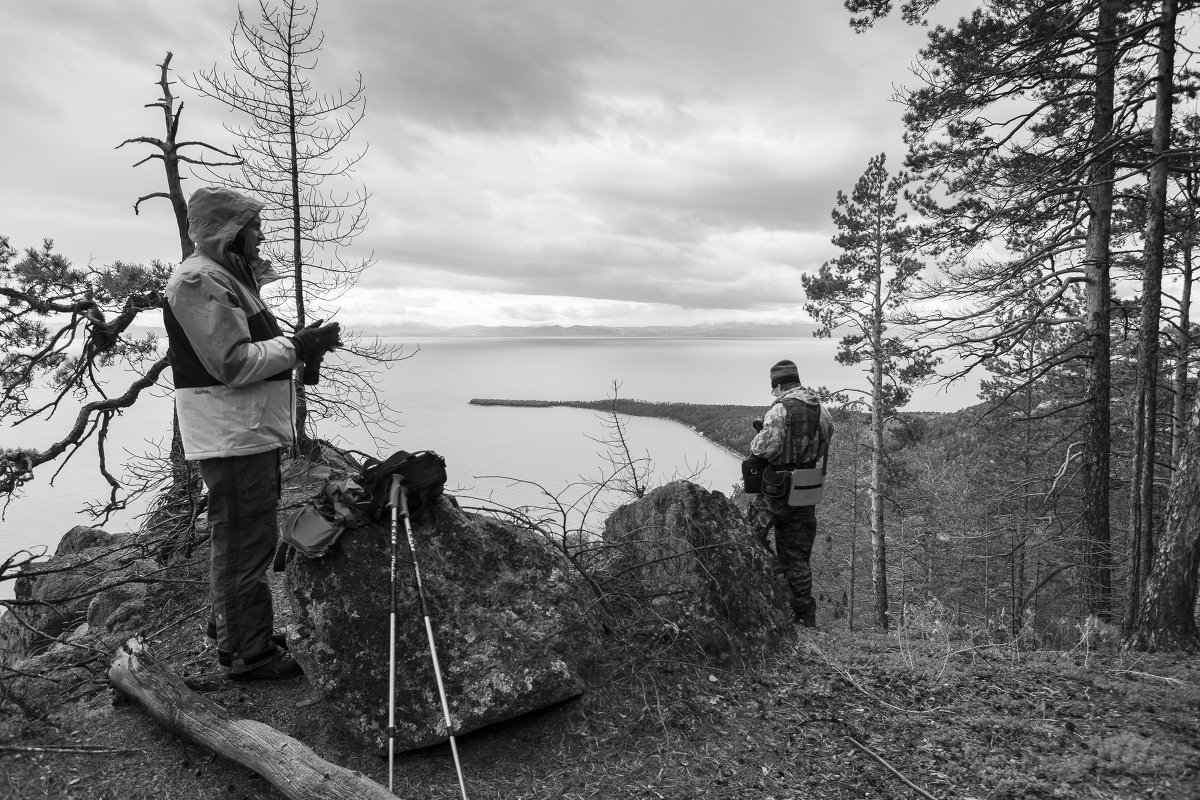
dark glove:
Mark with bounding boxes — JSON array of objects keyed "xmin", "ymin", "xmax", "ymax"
[
  {"xmin": 753, "ymin": 419, "xmax": 763, "ymax": 432},
  {"xmin": 290, "ymin": 321, "xmax": 342, "ymax": 362}
]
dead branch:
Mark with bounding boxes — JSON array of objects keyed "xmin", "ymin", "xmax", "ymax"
[
  {"xmin": 1, "ymin": 356, "xmax": 170, "ymax": 515},
  {"xmin": 109, "ymin": 637, "xmax": 395, "ymax": 800}
]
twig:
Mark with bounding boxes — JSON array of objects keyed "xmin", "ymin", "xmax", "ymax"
[
  {"xmin": 0, "ymin": 744, "xmax": 140, "ymax": 755},
  {"xmin": 845, "ymin": 735, "xmax": 940, "ymax": 800},
  {"xmin": 801, "ymin": 640, "xmax": 944, "ymax": 715},
  {"xmin": 1107, "ymin": 669, "xmax": 1186, "ymax": 686}
]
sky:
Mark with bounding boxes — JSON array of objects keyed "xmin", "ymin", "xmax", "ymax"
[{"xmin": 1, "ymin": 1, "xmax": 964, "ymax": 331}]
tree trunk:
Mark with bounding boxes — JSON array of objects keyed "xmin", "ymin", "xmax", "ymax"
[
  {"xmin": 1172, "ymin": 171, "xmax": 1196, "ymax": 466},
  {"xmin": 849, "ymin": 438, "xmax": 861, "ymax": 632},
  {"xmin": 870, "ymin": 261, "xmax": 889, "ymax": 631},
  {"xmin": 109, "ymin": 638, "xmax": 397, "ymax": 800},
  {"xmin": 285, "ymin": 13, "xmax": 314, "ymax": 455},
  {"xmin": 1126, "ymin": 0, "xmax": 1178, "ymax": 635},
  {"xmin": 1171, "ymin": 248, "xmax": 1194, "ymax": 465},
  {"xmin": 1125, "ymin": 388, "xmax": 1200, "ymax": 651},
  {"xmin": 1080, "ymin": 0, "xmax": 1120, "ymax": 622}
]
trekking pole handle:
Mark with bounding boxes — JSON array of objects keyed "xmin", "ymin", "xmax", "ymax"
[
  {"xmin": 388, "ymin": 474, "xmax": 402, "ymax": 513},
  {"xmin": 397, "ymin": 483, "xmax": 410, "ymax": 520}
]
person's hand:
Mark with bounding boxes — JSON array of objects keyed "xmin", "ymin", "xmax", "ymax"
[
  {"xmin": 753, "ymin": 418, "xmax": 763, "ymax": 432},
  {"xmin": 291, "ymin": 320, "xmax": 342, "ymax": 361}
]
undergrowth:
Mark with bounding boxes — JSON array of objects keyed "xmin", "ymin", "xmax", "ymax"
[{"xmin": 3, "ymin": 622, "xmax": 1197, "ymax": 800}]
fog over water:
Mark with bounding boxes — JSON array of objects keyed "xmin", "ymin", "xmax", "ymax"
[{"xmin": 1, "ymin": 337, "xmax": 979, "ymax": 600}]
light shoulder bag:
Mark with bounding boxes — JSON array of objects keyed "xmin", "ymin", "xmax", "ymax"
[{"xmin": 786, "ymin": 467, "xmax": 825, "ymax": 507}]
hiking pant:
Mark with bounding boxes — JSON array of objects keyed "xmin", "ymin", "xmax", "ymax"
[
  {"xmin": 752, "ymin": 494, "xmax": 817, "ymax": 617},
  {"xmin": 199, "ymin": 449, "xmax": 280, "ymax": 672}
]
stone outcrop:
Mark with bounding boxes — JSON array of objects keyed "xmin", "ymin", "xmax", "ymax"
[
  {"xmin": 284, "ymin": 495, "xmax": 601, "ymax": 753},
  {"xmin": 0, "ymin": 526, "xmax": 156, "ymax": 664},
  {"xmin": 0, "ymin": 525, "xmax": 161, "ymax": 711},
  {"xmin": 601, "ymin": 480, "xmax": 790, "ymax": 665}
]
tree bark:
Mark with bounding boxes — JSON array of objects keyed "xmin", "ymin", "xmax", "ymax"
[
  {"xmin": 108, "ymin": 638, "xmax": 396, "ymax": 800},
  {"xmin": 1125, "ymin": 389, "xmax": 1200, "ymax": 651},
  {"xmin": 1171, "ymin": 207, "xmax": 1194, "ymax": 466},
  {"xmin": 1080, "ymin": 0, "xmax": 1121, "ymax": 622},
  {"xmin": 1126, "ymin": 0, "xmax": 1178, "ymax": 635},
  {"xmin": 870, "ymin": 245, "xmax": 889, "ymax": 631}
]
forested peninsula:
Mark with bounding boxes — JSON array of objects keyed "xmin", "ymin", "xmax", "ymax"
[{"xmin": 469, "ymin": 397, "xmax": 763, "ymax": 458}]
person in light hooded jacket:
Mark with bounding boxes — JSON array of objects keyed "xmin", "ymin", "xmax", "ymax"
[
  {"xmin": 164, "ymin": 186, "xmax": 340, "ymax": 680},
  {"xmin": 750, "ymin": 359, "xmax": 834, "ymax": 628}
]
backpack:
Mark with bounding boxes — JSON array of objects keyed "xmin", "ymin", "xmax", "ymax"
[
  {"xmin": 355, "ymin": 449, "xmax": 448, "ymax": 521},
  {"xmin": 273, "ymin": 477, "xmax": 366, "ymax": 571},
  {"xmin": 780, "ymin": 396, "xmax": 825, "ymax": 468}
]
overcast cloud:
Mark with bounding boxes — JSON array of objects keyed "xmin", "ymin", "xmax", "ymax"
[{"xmin": 1, "ymin": 1, "xmax": 961, "ymax": 329}]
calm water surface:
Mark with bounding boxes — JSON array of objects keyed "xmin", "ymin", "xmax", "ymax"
[{"xmin": 1, "ymin": 337, "xmax": 979, "ymax": 598}]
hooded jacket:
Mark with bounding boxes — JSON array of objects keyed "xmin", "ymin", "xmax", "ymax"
[
  {"xmin": 164, "ymin": 187, "xmax": 298, "ymax": 460},
  {"xmin": 750, "ymin": 386, "xmax": 834, "ymax": 469}
]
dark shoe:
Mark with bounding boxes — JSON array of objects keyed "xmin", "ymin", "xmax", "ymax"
[
  {"xmin": 793, "ymin": 609, "xmax": 817, "ymax": 628},
  {"xmin": 230, "ymin": 650, "xmax": 303, "ymax": 682},
  {"xmin": 208, "ymin": 622, "xmax": 288, "ymax": 667}
]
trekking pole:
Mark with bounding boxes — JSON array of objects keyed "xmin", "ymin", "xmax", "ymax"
[
  {"xmin": 394, "ymin": 477, "xmax": 469, "ymax": 800},
  {"xmin": 387, "ymin": 475, "xmax": 401, "ymax": 792}
]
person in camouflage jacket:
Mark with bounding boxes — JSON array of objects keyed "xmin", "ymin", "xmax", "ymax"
[{"xmin": 750, "ymin": 359, "xmax": 833, "ymax": 627}]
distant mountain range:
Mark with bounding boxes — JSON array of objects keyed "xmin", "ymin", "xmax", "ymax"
[
  {"xmin": 125, "ymin": 321, "xmax": 821, "ymax": 339},
  {"xmin": 358, "ymin": 322, "xmax": 822, "ymax": 338}
]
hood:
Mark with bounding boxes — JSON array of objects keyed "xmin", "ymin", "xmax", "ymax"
[
  {"xmin": 187, "ymin": 187, "xmax": 263, "ymax": 268},
  {"xmin": 780, "ymin": 386, "xmax": 820, "ymax": 406}
]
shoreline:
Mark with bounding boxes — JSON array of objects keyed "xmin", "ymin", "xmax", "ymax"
[{"xmin": 469, "ymin": 397, "xmax": 759, "ymax": 462}]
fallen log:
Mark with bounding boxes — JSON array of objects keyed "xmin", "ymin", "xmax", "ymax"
[{"xmin": 108, "ymin": 637, "xmax": 395, "ymax": 800}]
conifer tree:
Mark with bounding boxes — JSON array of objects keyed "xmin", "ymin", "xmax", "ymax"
[
  {"xmin": 851, "ymin": 0, "xmax": 1200, "ymax": 642},
  {"xmin": 856, "ymin": 0, "xmax": 1166, "ymax": 621},
  {"xmin": 975, "ymin": 288, "xmax": 1089, "ymax": 631},
  {"xmin": 803, "ymin": 152, "xmax": 933, "ymax": 630}
]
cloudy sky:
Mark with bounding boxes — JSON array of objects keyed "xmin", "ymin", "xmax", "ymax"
[{"xmin": 2, "ymin": 1, "xmax": 961, "ymax": 330}]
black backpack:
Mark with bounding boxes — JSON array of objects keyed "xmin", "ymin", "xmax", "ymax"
[
  {"xmin": 355, "ymin": 449, "xmax": 448, "ymax": 521},
  {"xmin": 781, "ymin": 396, "xmax": 825, "ymax": 468}
]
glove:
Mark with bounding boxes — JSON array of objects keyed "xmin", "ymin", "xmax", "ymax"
[
  {"xmin": 291, "ymin": 321, "xmax": 342, "ymax": 386},
  {"xmin": 753, "ymin": 419, "xmax": 763, "ymax": 432},
  {"xmin": 290, "ymin": 321, "xmax": 342, "ymax": 362}
]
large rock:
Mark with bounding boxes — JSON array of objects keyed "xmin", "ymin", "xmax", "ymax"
[
  {"xmin": 285, "ymin": 495, "xmax": 601, "ymax": 753},
  {"xmin": 601, "ymin": 480, "xmax": 790, "ymax": 664},
  {"xmin": 0, "ymin": 526, "xmax": 157, "ymax": 663}
]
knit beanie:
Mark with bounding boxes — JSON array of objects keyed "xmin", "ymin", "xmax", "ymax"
[{"xmin": 770, "ymin": 359, "xmax": 800, "ymax": 388}]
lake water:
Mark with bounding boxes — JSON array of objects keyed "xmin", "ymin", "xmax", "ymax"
[{"xmin": 0, "ymin": 337, "xmax": 979, "ymax": 601}]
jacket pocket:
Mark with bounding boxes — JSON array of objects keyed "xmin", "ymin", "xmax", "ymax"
[{"xmin": 761, "ymin": 464, "xmax": 790, "ymax": 500}]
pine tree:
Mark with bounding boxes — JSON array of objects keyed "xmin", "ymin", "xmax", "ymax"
[{"xmin": 803, "ymin": 153, "xmax": 933, "ymax": 630}]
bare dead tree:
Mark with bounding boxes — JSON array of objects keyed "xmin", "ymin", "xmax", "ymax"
[
  {"xmin": 185, "ymin": 0, "xmax": 406, "ymax": 453},
  {"xmin": 117, "ymin": 52, "xmax": 242, "ymax": 261},
  {"xmin": 114, "ymin": 52, "xmax": 246, "ymax": 557}
]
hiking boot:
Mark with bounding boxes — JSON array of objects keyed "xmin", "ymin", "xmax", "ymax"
[
  {"xmin": 208, "ymin": 622, "xmax": 288, "ymax": 667},
  {"xmin": 793, "ymin": 609, "xmax": 817, "ymax": 628},
  {"xmin": 230, "ymin": 649, "xmax": 303, "ymax": 682}
]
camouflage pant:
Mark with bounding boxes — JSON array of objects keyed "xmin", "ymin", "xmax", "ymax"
[{"xmin": 751, "ymin": 494, "xmax": 817, "ymax": 617}]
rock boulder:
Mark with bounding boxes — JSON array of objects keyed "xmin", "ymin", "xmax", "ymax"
[
  {"xmin": 284, "ymin": 495, "xmax": 601, "ymax": 753},
  {"xmin": 601, "ymin": 480, "xmax": 790, "ymax": 664}
]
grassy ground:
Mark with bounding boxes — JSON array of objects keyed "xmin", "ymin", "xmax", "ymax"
[{"xmin": 3, "ymin": 619, "xmax": 1197, "ymax": 800}]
